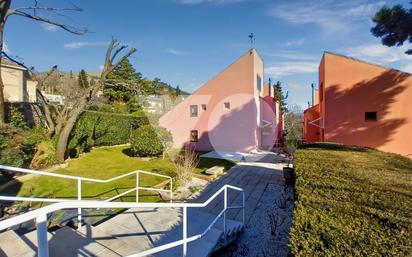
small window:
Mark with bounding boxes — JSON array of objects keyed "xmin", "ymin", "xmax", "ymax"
[
  {"xmin": 365, "ymin": 112, "xmax": 377, "ymax": 121},
  {"xmin": 190, "ymin": 130, "xmax": 198, "ymax": 142},
  {"xmin": 224, "ymin": 102, "xmax": 230, "ymax": 109},
  {"xmin": 190, "ymin": 105, "xmax": 198, "ymax": 117},
  {"xmin": 201, "ymin": 104, "xmax": 207, "ymax": 111},
  {"xmin": 257, "ymin": 75, "xmax": 262, "ymax": 92}
]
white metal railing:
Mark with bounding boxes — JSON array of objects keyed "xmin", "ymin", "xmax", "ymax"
[
  {"xmin": 0, "ymin": 165, "xmax": 173, "ymax": 227},
  {"xmin": 0, "ymin": 184, "xmax": 245, "ymax": 257}
]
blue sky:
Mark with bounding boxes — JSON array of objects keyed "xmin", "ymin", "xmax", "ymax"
[{"xmin": 4, "ymin": 0, "xmax": 412, "ymax": 109}]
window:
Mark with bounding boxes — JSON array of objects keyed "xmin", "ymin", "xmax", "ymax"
[
  {"xmin": 190, "ymin": 130, "xmax": 198, "ymax": 142},
  {"xmin": 257, "ymin": 75, "xmax": 262, "ymax": 92},
  {"xmin": 224, "ymin": 102, "xmax": 230, "ymax": 109},
  {"xmin": 190, "ymin": 105, "xmax": 198, "ymax": 117},
  {"xmin": 201, "ymin": 104, "xmax": 207, "ymax": 111},
  {"xmin": 365, "ymin": 112, "xmax": 377, "ymax": 121}
]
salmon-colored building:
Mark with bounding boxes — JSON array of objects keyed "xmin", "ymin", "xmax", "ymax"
[
  {"xmin": 304, "ymin": 52, "xmax": 412, "ymax": 157},
  {"xmin": 159, "ymin": 49, "xmax": 282, "ymax": 152}
]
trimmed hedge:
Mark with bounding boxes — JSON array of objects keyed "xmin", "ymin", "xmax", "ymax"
[
  {"xmin": 290, "ymin": 143, "xmax": 412, "ymax": 256},
  {"xmin": 129, "ymin": 125, "xmax": 164, "ymax": 157},
  {"xmin": 68, "ymin": 110, "xmax": 149, "ymax": 157}
]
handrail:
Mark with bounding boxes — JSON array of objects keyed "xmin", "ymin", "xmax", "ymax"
[
  {"xmin": 0, "ymin": 165, "xmax": 173, "ymax": 227},
  {"xmin": 0, "ymin": 185, "xmax": 245, "ymax": 257}
]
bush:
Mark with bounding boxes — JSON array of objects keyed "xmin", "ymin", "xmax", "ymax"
[
  {"xmin": 289, "ymin": 143, "xmax": 412, "ymax": 256},
  {"xmin": 0, "ymin": 130, "xmax": 27, "ymax": 168},
  {"xmin": 173, "ymin": 146, "xmax": 198, "ymax": 186},
  {"xmin": 68, "ymin": 111, "xmax": 149, "ymax": 157},
  {"xmin": 129, "ymin": 125, "xmax": 164, "ymax": 157},
  {"xmin": 30, "ymin": 139, "xmax": 57, "ymax": 169}
]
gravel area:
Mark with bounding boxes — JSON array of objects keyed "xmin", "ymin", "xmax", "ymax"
[{"xmin": 215, "ymin": 183, "xmax": 294, "ymax": 257}]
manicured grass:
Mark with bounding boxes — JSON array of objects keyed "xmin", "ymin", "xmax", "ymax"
[
  {"xmin": 2, "ymin": 146, "xmax": 236, "ymax": 203},
  {"xmin": 289, "ymin": 143, "xmax": 412, "ymax": 256}
]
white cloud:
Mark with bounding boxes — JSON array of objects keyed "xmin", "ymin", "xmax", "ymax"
[
  {"xmin": 268, "ymin": 0, "xmax": 385, "ymax": 35},
  {"xmin": 264, "ymin": 50, "xmax": 318, "ymax": 61},
  {"xmin": 283, "ymin": 38, "xmax": 305, "ymax": 47},
  {"xmin": 165, "ymin": 48, "xmax": 185, "ymax": 56},
  {"xmin": 343, "ymin": 43, "xmax": 412, "ymax": 64},
  {"xmin": 287, "ymin": 82, "xmax": 308, "ymax": 91},
  {"xmin": 265, "ymin": 62, "xmax": 318, "ymax": 78},
  {"xmin": 64, "ymin": 41, "xmax": 108, "ymax": 49},
  {"xmin": 178, "ymin": 0, "xmax": 244, "ymax": 4},
  {"xmin": 42, "ymin": 23, "xmax": 59, "ymax": 32},
  {"xmin": 3, "ymin": 42, "xmax": 11, "ymax": 54},
  {"xmin": 400, "ymin": 64, "xmax": 412, "ymax": 74}
]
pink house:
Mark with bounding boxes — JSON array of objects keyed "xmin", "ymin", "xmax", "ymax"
[{"xmin": 159, "ymin": 49, "xmax": 282, "ymax": 152}]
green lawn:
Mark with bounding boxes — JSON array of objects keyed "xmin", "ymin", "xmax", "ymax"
[
  {"xmin": 290, "ymin": 143, "xmax": 412, "ymax": 256},
  {"xmin": 2, "ymin": 145, "xmax": 235, "ymax": 203}
]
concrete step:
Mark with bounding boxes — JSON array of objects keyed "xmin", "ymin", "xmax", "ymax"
[
  {"xmin": 154, "ymin": 209, "xmax": 243, "ymax": 257},
  {"xmin": 0, "ymin": 230, "xmax": 36, "ymax": 257}
]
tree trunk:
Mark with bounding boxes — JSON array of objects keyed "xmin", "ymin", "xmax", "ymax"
[
  {"xmin": 55, "ymin": 99, "xmax": 87, "ymax": 163},
  {"xmin": 0, "ymin": 24, "xmax": 6, "ymax": 126},
  {"xmin": 0, "ymin": 0, "xmax": 11, "ymax": 126}
]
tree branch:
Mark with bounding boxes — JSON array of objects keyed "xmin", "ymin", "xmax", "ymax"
[{"xmin": 8, "ymin": 9, "xmax": 87, "ymax": 35}]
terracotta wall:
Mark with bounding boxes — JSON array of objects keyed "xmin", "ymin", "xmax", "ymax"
[
  {"xmin": 322, "ymin": 53, "xmax": 412, "ymax": 157},
  {"xmin": 303, "ymin": 104, "xmax": 320, "ymax": 143}
]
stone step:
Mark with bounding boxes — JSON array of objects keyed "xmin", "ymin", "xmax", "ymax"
[{"xmin": 0, "ymin": 230, "xmax": 36, "ymax": 257}]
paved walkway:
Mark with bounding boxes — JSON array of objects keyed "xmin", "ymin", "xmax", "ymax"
[{"xmin": 192, "ymin": 152, "xmax": 294, "ymax": 257}]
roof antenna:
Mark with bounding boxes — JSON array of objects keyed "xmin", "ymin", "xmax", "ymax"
[{"xmin": 248, "ymin": 33, "xmax": 255, "ymax": 49}]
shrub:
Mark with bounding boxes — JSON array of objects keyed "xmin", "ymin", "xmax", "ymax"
[
  {"xmin": 30, "ymin": 139, "xmax": 57, "ymax": 169},
  {"xmin": 0, "ymin": 129, "xmax": 27, "ymax": 168},
  {"xmin": 68, "ymin": 111, "xmax": 149, "ymax": 157},
  {"xmin": 173, "ymin": 146, "xmax": 198, "ymax": 186},
  {"xmin": 129, "ymin": 125, "xmax": 164, "ymax": 157},
  {"xmin": 6, "ymin": 104, "xmax": 27, "ymax": 130}
]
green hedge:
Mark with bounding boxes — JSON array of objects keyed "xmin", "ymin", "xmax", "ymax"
[
  {"xmin": 68, "ymin": 111, "xmax": 149, "ymax": 157},
  {"xmin": 290, "ymin": 143, "xmax": 412, "ymax": 256}
]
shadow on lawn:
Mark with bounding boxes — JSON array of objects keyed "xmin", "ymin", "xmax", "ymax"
[{"xmin": 299, "ymin": 143, "xmax": 371, "ymax": 153}]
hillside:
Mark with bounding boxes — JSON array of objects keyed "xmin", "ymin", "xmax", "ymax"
[{"xmin": 290, "ymin": 143, "xmax": 412, "ymax": 256}]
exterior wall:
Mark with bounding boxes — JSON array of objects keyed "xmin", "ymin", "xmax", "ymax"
[
  {"xmin": 305, "ymin": 52, "xmax": 412, "ymax": 157},
  {"xmin": 2, "ymin": 65, "xmax": 37, "ymax": 103},
  {"xmin": 303, "ymin": 104, "xmax": 320, "ymax": 143},
  {"xmin": 253, "ymin": 51, "xmax": 264, "ymax": 149},
  {"xmin": 159, "ymin": 49, "xmax": 262, "ymax": 152},
  {"xmin": 260, "ymin": 96, "xmax": 278, "ymax": 149},
  {"xmin": 2, "ymin": 65, "xmax": 23, "ymax": 102}
]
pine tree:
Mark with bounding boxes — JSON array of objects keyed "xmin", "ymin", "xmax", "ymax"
[
  {"xmin": 104, "ymin": 58, "xmax": 142, "ymax": 102},
  {"xmin": 371, "ymin": 3, "xmax": 412, "ymax": 54},
  {"xmin": 78, "ymin": 69, "xmax": 89, "ymax": 88},
  {"xmin": 175, "ymin": 85, "xmax": 181, "ymax": 96},
  {"xmin": 273, "ymin": 81, "xmax": 288, "ymax": 113}
]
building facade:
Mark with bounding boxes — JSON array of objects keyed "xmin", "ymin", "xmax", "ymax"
[
  {"xmin": 1, "ymin": 59, "xmax": 37, "ymax": 103},
  {"xmin": 303, "ymin": 52, "xmax": 412, "ymax": 157},
  {"xmin": 159, "ymin": 49, "xmax": 282, "ymax": 152}
]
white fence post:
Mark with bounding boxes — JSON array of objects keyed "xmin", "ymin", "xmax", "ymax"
[
  {"xmin": 242, "ymin": 191, "xmax": 245, "ymax": 225},
  {"xmin": 36, "ymin": 213, "xmax": 49, "ymax": 257},
  {"xmin": 77, "ymin": 178, "xmax": 82, "ymax": 228},
  {"xmin": 170, "ymin": 178, "xmax": 173, "ymax": 203},
  {"xmin": 183, "ymin": 206, "xmax": 187, "ymax": 257},
  {"xmin": 223, "ymin": 186, "xmax": 227, "ymax": 246},
  {"xmin": 136, "ymin": 172, "xmax": 139, "ymax": 203}
]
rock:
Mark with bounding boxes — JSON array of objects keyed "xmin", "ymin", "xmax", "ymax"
[{"xmin": 205, "ymin": 166, "xmax": 225, "ymax": 178}]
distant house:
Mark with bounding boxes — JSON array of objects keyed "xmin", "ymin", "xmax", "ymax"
[
  {"xmin": 142, "ymin": 94, "xmax": 186, "ymax": 114},
  {"xmin": 159, "ymin": 49, "xmax": 282, "ymax": 152},
  {"xmin": 1, "ymin": 59, "xmax": 37, "ymax": 103},
  {"xmin": 303, "ymin": 52, "xmax": 412, "ymax": 157}
]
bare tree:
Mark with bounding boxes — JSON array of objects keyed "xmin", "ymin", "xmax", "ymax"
[
  {"xmin": 0, "ymin": 0, "xmax": 87, "ymax": 125},
  {"xmin": 34, "ymin": 38, "xmax": 136, "ymax": 163}
]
